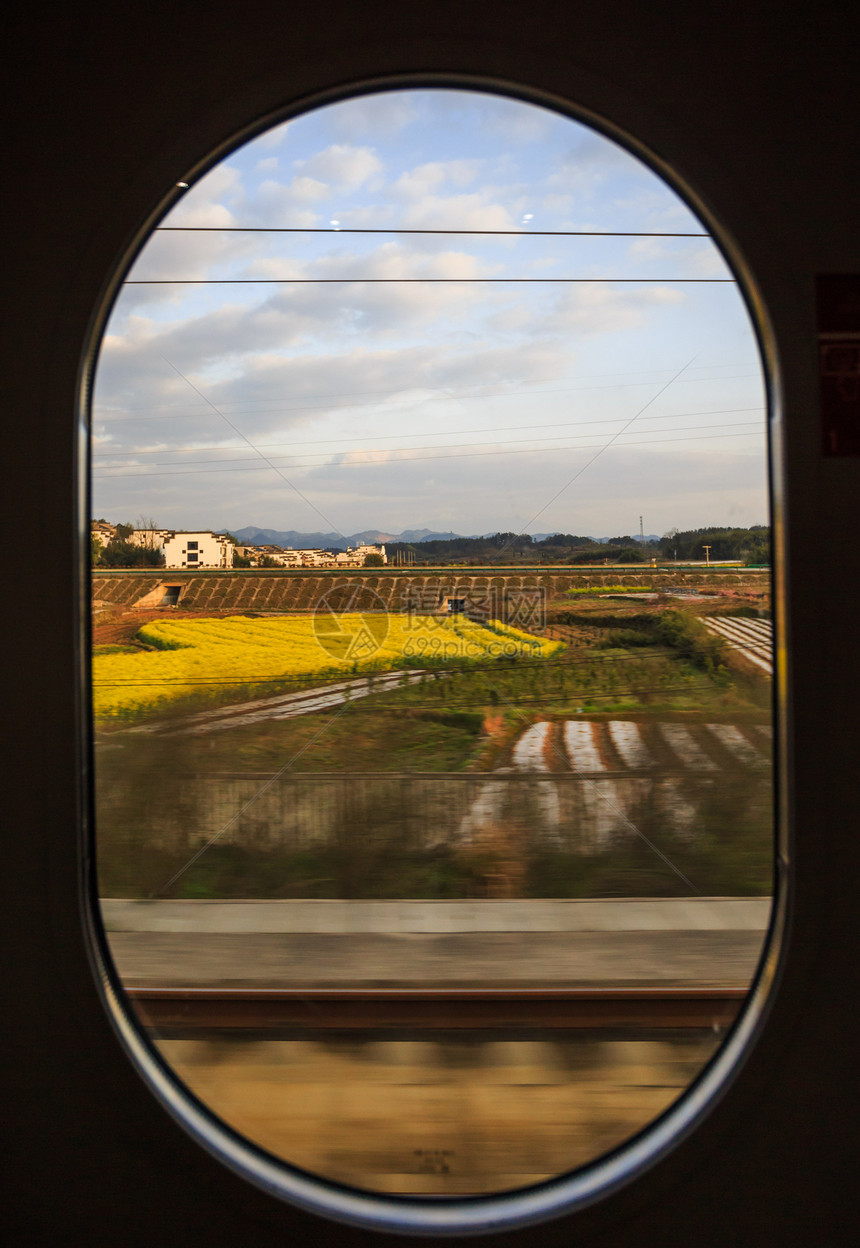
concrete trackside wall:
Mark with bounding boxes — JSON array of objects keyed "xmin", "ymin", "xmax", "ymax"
[{"xmin": 92, "ymin": 567, "xmax": 770, "ymax": 615}]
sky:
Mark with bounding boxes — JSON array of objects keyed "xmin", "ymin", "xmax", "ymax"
[{"xmin": 91, "ymin": 88, "xmax": 769, "ymax": 541}]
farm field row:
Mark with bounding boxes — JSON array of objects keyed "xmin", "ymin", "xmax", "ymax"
[
  {"xmin": 510, "ymin": 718, "xmax": 771, "ymax": 775},
  {"xmin": 97, "ymin": 714, "xmax": 773, "ymax": 900},
  {"xmin": 704, "ymin": 616, "xmax": 773, "ymax": 674}
]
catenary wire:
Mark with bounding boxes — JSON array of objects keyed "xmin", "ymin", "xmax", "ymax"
[
  {"xmin": 93, "ymin": 419, "xmax": 763, "ymax": 471},
  {"xmin": 156, "ymin": 227, "xmax": 711, "ymax": 237},
  {"xmin": 92, "ymin": 408, "xmax": 762, "ymax": 456},
  {"xmin": 126, "ymin": 276, "xmax": 735, "ymax": 284},
  {"xmin": 93, "ymin": 426, "xmax": 764, "ymax": 477},
  {"xmin": 93, "ymin": 361, "xmax": 758, "ymax": 417},
  {"xmin": 93, "ymin": 378, "xmax": 762, "ymax": 423},
  {"xmin": 509, "ymin": 354, "xmax": 702, "ymax": 546},
  {"xmin": 160, "ymin": 358, "xmax": 347, "ymax": 541}
]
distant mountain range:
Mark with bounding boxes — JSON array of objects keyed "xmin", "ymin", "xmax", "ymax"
[
  {"xmin": 230, "ymin": 526, "xmax": 662, "ymax": 548},
  {"xmin": 230, "ymin": 527, "xmax": 471, "ymax": 549}
]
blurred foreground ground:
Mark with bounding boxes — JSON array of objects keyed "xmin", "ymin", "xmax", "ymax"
[
  {"xmin": 104, "ymin": 897, "xmax": 769, "ymax": 987},
  {"xmin": 153, "ymin": 1030, "xmax": 721, "ymax": 1194},
  {"xmin": 107, "ymin": 897, "xmax": 766, "ymax": 1193}
]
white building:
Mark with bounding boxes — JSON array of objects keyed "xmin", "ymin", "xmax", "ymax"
[
  {"xmin": 117, "ymin": 531, "xmax": 386, "ymax": 569},
  {"xmin": 131, "ymin": 529, "xmax": 235, "ymax": 569},
  {"xmin": 90, "ymin": 520, "xmax": 117, "ymax": 549},
  {"xmin": 241, "ymin": 542, "xmax": 386, "ymax": 568},
  {"xmin": 334, "ymin": 544, "xmax": 387, "ymax": 566}
]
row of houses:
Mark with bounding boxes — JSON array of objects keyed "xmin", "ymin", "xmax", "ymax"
[
  {"xmin": 92, "ymin": 525, "xmax": 236, "ymax": 568},
  {"xmin": 91, "ymin": 523, "xmax": 386, "ymax": 569},
  {"xmin": 247, "ymin": 542, "xmax": 387, "ymax": 569}
]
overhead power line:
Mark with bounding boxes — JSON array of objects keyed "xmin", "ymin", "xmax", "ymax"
[
  {"xmin": 94, "ymin": 418, "xmax": 763, "ymax": 467},
  {"xmin": 93, "ymin": 378, "xmax": 761, "ymax": 423},
  {"xmin": 92, "ymin": 408, "xmax": 763, "ymax": 457},
  {"xmin": 126, "ymin": 276, "xmax": 735, "ymax": 285},
  {"xmin": 160, "ymin": 357, "xmax": 347, "ymax": 542},
  {"xmin": 509, "ymin": 353, "xmax": 702, "ymax": 543},
  {"xmin": 156, "ymin": 226, "xmax": 710, "ymax": 237},
  {"xmin": 94, "ymin": 361, "xmax": 754, "ymax": 417},
  {"xmin": 93, "ymin": 426, "xmax": 764, "ymax": 478}
]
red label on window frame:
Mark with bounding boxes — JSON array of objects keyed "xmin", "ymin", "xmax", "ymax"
[{"xmin": 817, "ymin": 275, "xmax": 860, "ymax": 457}]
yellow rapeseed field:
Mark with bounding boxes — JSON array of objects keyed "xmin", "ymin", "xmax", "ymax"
[{"xmin": 92, "ymin": 614, "xmax": 563, "ymax": 719}]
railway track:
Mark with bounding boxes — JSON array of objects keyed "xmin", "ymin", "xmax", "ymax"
[{"xmin": 128, "ymin": 986, "xmax": 746, "ymax": 1031}]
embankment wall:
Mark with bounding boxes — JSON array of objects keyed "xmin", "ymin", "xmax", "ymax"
[{"xmin": 93, "ymin": 567, "xmax": 770, "ymax": 615}]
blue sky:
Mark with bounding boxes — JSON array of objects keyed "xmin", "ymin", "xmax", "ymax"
[{"xmin": 92, "ymin": 88, "xmax": 768, "ymax": 539}]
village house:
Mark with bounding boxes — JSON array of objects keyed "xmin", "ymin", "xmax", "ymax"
[
  {"xmin": 90, "ymin": 520, "xmax": 117, "ymax": 548},
  {"xmin": 92, "ymin": 524, "xmax": 386, "ymax": 569},
  {"xmin": 239, "ymin": 542, "xmax": 387, "ymax": 568},
  {"xmin": 337, "ymin": 544, "xmax": 388, "ymax": 566},
  {"xmin": 129, "ymin": 529, "xmax": 236, "ymax": 569}
]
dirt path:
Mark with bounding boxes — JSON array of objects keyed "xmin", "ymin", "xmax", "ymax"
[{"xmin": 122, "ymin": 670, "xmax": 432, "ymax": 736}]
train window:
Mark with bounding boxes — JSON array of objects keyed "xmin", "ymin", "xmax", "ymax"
[{"xmin": 87, "ymin": 83, "xmax": 778, "ymax": 1232}]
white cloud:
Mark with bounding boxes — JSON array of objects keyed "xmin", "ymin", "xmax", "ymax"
[
  {"xmin": 255, "ymin": 120, "xmax": 291, "ymax": 149},
  {"xmin": 625, "ymin": 230, "xmax": 730, "ymax": 277},
  {"xmin": 610, "ymin": 187, "xmax": 704, "ymax": 233},
  {"xmin": 546, "ymin": 134, "xmax": 639, "ymax": 197},
  {"xmin": 235, "ymin": 175, "xmax": 329, "ymax": 226},
  {"xmin": 285, "ymin": 439, "xmax": 768, "ymax": 539},
  {"xmin": 392, "ymin": 160, "xmax": 483, "ymax": 199},
  {"xmin": 125, "ymin": 230, "xmax": 252, "ymax": 286},
  {"xmin": 294, "ymin": 144, "xmax": 383, "ymax": 190},
  {"xmin": 118, "ymin": 166, "xmax": 253, "ymax": 311},
  {"xmin": 543, "ymin": 283, "xmax": 685, "ymax": 335},
  {"xmin": 92, "ymin": 422, "xmax": 768, "ymax": 536},
  {"xmin": 280, "ymin": 175, "xmax": 329, "ymax": 202},
  {"xmin": 91, "ymin": 88, "xmax": 766, "ymax": 538},
  {"xmin": 683, "ymin": 245, "xmax": 734, "ymax": 278},
  {"xmin": 539, "ymin": 193, "xmax": 575, "ymax": 217},
  {"xmin": 166, "ymin": 163, "xmax": 243, "ymax": 225},
  {"xmin": 485, "ymin": 305, "xmax": 533, "ymax": 333},
  {"xmin": 481, "ymin": 101, "xmax": 555, "ymax": 145},
  {"xmin": 628, "ymin": 237, "xmax": 672, "ymax": 264},
  {"xmin": 327, "ymin": 93, "xmax": 417, "ymax": 139},
  {"xmin": 399, "ymin": 193, "xmax": 517, "ymax": 232}
]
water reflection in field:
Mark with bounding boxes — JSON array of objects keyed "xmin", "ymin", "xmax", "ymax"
[{"xmin": 97, "ymin": 718, "xmax": 773, "ymax": 902}]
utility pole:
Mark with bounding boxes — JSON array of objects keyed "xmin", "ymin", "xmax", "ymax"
[
  {"xmin": 639, "ymin": 515, "xmax": 645, "ymax": 546},
  {"xmin": 703, "ymin": 544, "xmax": 711, "ymax": 566}
]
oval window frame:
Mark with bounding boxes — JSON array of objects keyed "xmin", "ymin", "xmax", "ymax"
[{"xmin": 80, "ymin": 71, "xmax": 787, "ymax": 1238}]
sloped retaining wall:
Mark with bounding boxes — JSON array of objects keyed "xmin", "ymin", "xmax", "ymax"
[{"xmin": 93, "ymin": 567, "xmax": 769, "ymax": 616}]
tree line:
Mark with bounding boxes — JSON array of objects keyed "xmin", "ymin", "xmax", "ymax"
[
  {"xmin": 91, "ymin": 521, "xmax": 771, "ymax": 569},
  {"xmin": 91, "ymin": 522, "xmax": 165, "ymax": 568},
  {"xmin": 386, "ymin": 526, "xmax": 770, "ymax": 566},
  {"xmin": 658, "ymin": 526, "xmax": 770, "ymax": 564}
]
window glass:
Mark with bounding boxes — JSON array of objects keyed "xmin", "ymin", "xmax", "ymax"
[{"xmin": 91, "ymin": 87, "xmax": 773, "ymax": 1200}]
